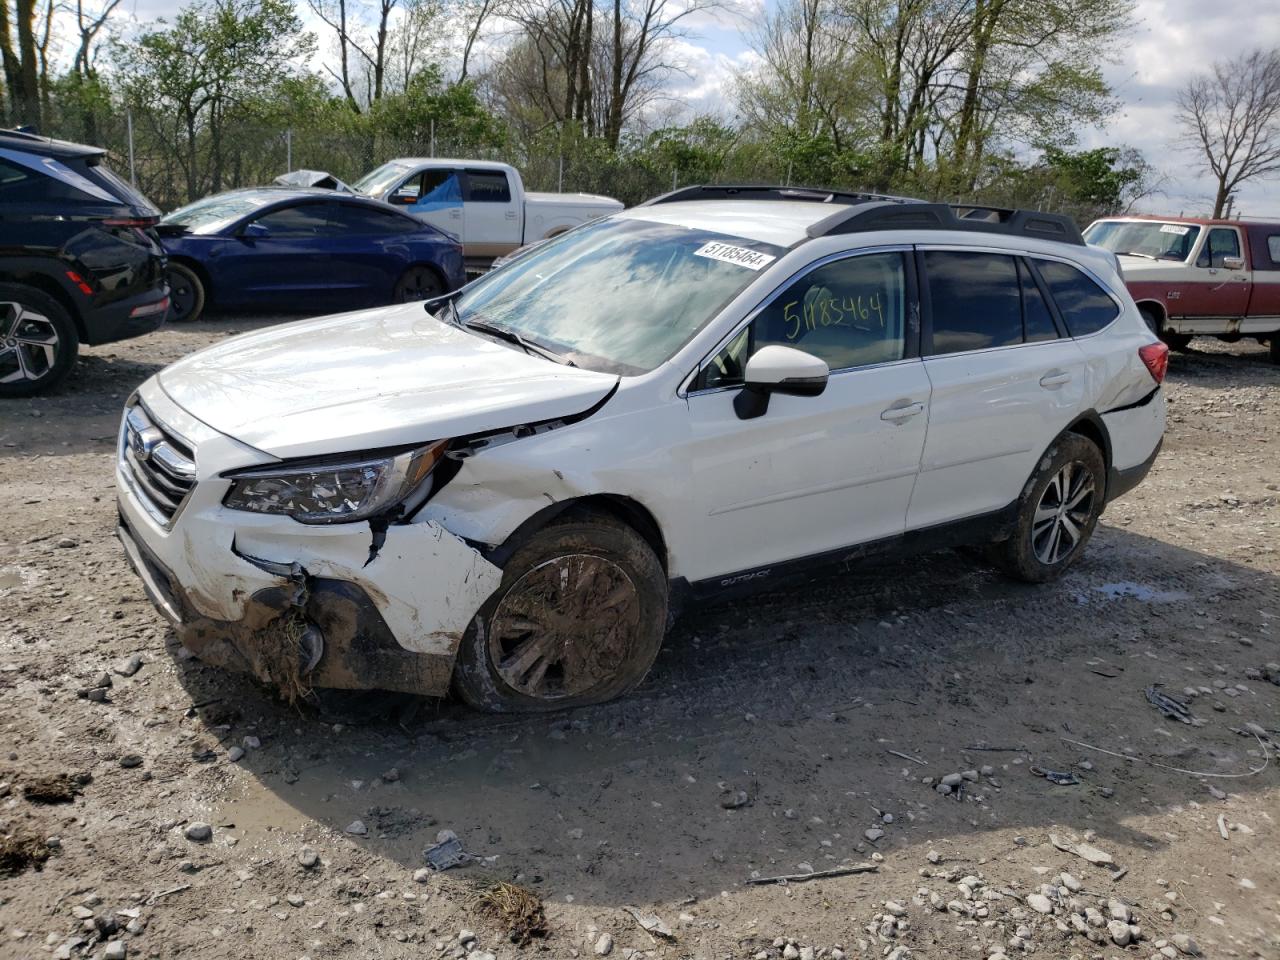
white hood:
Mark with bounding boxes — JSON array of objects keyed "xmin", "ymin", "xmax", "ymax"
[
  {"xmin": 158, "ymin": 303, "xmax": 618, "ymax": 460},
  {"xmin": 1115, "ymin": 255, "xmax": 1191, "ymax": 282}
]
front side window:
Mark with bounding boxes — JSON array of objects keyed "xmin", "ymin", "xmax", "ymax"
[
  {"xmin": 253, "ymin": 202, "xmax": 332, "ymax": 238},
  {"xmin": 926, "ymin": 251, "xmax": 1022, "ymax": 355},
  {"xmin": 465, "ymin": 170, "xmax": 511, "ymax": 203},
  {"xmin": 1197, "ymin": 227, "xmax": 1241, "ymax": 268},
  {"xmin": 700, "ymin": 252, "xmax": 907, "ymax": 389},
  {"xmin": 1035, "ymin": 259, "xmax": 1119, "ymax": 337},
  {"xmin": 451, "ymin": 217, "xmax": 786, "ymax": 374},
  {"xmin": 1269, "ymin": 235, "xmax": 1280, "ymax": 263}
]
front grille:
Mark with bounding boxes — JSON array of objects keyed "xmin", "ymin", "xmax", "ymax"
[{"xmin": 120, "ymin": 403, "xmax": 196, "ymax": 524}]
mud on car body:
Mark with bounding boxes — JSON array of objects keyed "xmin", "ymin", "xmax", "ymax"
[{"xmin": 117, "ymin": 185, "xmax": 1169, "ymax": 712}]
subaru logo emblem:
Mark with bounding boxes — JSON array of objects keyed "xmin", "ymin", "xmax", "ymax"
[{"xmin": 129, "ymin": 425, "xmax": 164, "ymax": 462}]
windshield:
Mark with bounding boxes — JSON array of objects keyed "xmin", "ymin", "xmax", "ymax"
[
  {"xmin": 353, "ymin": 161, "xmax": 411, "ymax": 197},
  {"xmin": 450, "ymin": 218, "xmax": 787, "ymax": 375},
  {"xmin": 1085, "ymin": 220, "xmax": 1201, "ymax": 261},
  {"xmin": 162, "ymin": 193, "xmax": 277, "ymax": 234}
]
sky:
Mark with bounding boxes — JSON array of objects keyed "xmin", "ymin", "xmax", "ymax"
[{"xmin": 99, "ymin": 0, "xmax": 1280, "ymax": 217}]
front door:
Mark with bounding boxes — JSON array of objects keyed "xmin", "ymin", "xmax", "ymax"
[
  {"xmin": 215, "ymin": 200, "xmax": 333, "ymax": 305},
  {"xmin": 1177, "ymin": 225, "xmax": 1251, "ymax": 318},
  {"xmin": 399, "ymin": 167, "xmax": 464, "ymax": 240},
  {"xmin": 682, "ymin": 249, "xmax": 931, "ymax": 583}
]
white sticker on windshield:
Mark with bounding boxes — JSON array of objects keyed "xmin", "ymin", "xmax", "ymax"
[
  {"xmin": 694, "ymin": 241, "xmax": 777, "ymax": 271},
  {"xmin": 1159, "ymin": 224, "xmax": 1191, "ymax": 235}
]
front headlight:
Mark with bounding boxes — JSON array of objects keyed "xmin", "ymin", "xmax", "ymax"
[{"xmin": 222, "ymin": 441, "xmax": 448, "ymax": 524}]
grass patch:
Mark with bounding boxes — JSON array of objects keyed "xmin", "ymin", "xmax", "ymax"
[{"xmin": 470, "ymin": 881, "xmax": 549, "ymax": 945}]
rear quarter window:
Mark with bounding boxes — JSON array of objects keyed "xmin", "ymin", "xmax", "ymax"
[{"xmin": 1034, "ymin": 259, "xmax": 1119, "ymax": 337}]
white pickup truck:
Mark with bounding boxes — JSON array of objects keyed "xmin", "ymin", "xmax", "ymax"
[{"xmin": 349, "ymin": 159, "xmax": 623, "ymax": 272}]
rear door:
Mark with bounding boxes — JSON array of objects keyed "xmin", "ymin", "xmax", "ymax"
[
  {"xmin": 1180, "ymin": 225, "xmax": 1251, "ymax": 318},
  {"xmin": 322, "ymin": 201, "xmax": 418, "ymax": 303},
  {"xmin": 461, "ymin": 168, "xmax": 521, "ymax": 256},
  {"xmin": 907, "ymin": 249, "xmax": 1089, "ymax": 530}
]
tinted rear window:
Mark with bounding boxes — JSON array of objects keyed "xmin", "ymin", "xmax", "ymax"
[
  {"xmin": 925, "ymin": 251, "xmax": 1022, "ymax": 355},
  {"xmin": 1035, "ymin": 259, "xmax": 1119, "ymax": 336}
]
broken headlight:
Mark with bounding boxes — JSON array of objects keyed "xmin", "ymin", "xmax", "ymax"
[{"xmin": 222, "ymin": 442, "xmax": 448, "ymax": 524}]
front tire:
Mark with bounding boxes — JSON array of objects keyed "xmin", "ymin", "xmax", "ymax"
[
  {"xmin": 1269, "ymin": 337, "xmax": 1279, "ymax": 365},
  {"xmin": 991, "ymin": 434, "xmax": 1106, "ymax": 583},
  {"xmin": 0, "ymin": 284, "xmax": 80, "ymax": 398},
  {"xmin": 452, "ymin": 512, "xmax": 668, "ymax": 713},
  {"xmin": 166, "ymin": 263, "xmax": 206, "ymax": 323}
]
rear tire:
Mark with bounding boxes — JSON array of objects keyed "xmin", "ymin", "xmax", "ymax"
[
  {"xmin": 0, "ymin": 283, "xmax": 80, "ymax": 397},
  {"xmin": 1269, "ymin": 337, "xmax": 1280, "ymax": 365},
  {"xmin": 166, "ymin": 263, "xmax": 206, "ymax": 323},
  {"xmin": 991, "ymin": 433, "xmax": 1106, "ymax": 583},
  {"xmin": 452, "ymin": 513, "xmax": 667, "ymax": 713},
  {"xmin": 393, "ymin": 265, "xmax": 445, "ymax": 303}
]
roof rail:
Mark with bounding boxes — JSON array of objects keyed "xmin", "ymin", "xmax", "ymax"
[
  {"xmin": 806, "ymin": 201, "xmax": 1085, "ymax": 246},
  {"xmin": 637, "ymin": 183, "xmax": 924, "ymax": 207},
  {"xmin": 637, "ymin": 183, "xmax": 1085, "ymax": 247}
]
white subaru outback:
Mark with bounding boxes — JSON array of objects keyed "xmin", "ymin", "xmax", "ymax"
[{"xmin": 116, "ymin": 186, "xmax": 1168, "ymax": 712}]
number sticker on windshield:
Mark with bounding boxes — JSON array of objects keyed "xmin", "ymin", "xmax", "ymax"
[
  {"xmin": 1159, "ymin": 224, "xmax": 1190, "ymax": 235},
  {"xmin": 694, "ymin": 242, "xmax": 777, "ymax": 271}
]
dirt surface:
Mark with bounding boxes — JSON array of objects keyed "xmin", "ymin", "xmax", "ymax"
[{"xmin": 1, "ymin": 318, "xmax": 1278, "ymax": 960}]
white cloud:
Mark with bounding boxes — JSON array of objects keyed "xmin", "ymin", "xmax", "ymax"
[{"xmin": 1084, "ymin": 0, "xmax": 1280, "ymax": 216}]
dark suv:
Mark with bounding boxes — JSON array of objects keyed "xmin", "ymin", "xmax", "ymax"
[{"xmin": 0, "ymin": 129, "xmax": 170, "ymax": 396}]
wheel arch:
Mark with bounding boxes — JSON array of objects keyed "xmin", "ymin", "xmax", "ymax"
[
  {"xmin": 1061, "ymin": 411, "xmax": 1113, "ymax": 490},
  {"xmin": 167, "ymin": 255, "xmax": 213, "ymax": 303},
  {"xmin": 0, "ymin": 268, "xmax": 85, "ymax": 340},
  {"xmin": 1134, "ymin": 299, "xmax": 1167, "ymax": 327},
  {"xmin": 486, "ymin": 493, "xmax": 670, "ymax": 574}
]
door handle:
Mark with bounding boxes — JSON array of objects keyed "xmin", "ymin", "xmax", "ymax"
[
  {"xmin": 505, "ymin": 210, "xmax": 518, "ymax": 220},
  {"xmin": 1040, "ymin": 371, "xmax": 1072, "ymax": 388},
  {"xmin": 450, "ymin": 210, "xmax": 462, "ymax": 219},
  {"xmin": 880, "ymin": 401, "xmax": 924, "ymax": 422}
]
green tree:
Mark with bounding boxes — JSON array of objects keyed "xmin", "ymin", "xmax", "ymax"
[{"xmin": 113, "ymin": 0, "xmax": 315, "ymax": 201}]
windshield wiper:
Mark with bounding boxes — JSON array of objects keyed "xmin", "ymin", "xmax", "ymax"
[
  {"xmin": 464, "ymin": 318, "xmax": 576, "ymax": 367},
  {"xmin": 1116, "ymin": 250, "xmax": 1157, "ymax": 260}
]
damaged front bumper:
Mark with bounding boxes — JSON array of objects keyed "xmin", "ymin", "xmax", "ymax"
[{"xmin": 115, "ymin": 389, "xmax": 502, "ymax": 697}]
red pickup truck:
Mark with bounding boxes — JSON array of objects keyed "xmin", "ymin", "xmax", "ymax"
[{"xmin": 1084, "ymin": 216, "xmax": 1280, "ymax": 363}]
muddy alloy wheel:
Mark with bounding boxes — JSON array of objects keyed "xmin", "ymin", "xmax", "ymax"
[
  {"xmin": 394, "ymin": 265, "xmax": 444, "ymax": 303},
  {"xmin": 0, "ymin": 284, "xmax": 79, "ymax": 398},
  {"xmin": 488, "ymin": 554, "xmax": 643, "ymax": 700},
  {"xmin": 452, "ymin": 513, "xmax": 668, "ymax": 712},
  {"xmin": 989, "ymin": 433, "xmax": 1105, "ymax": 583}
]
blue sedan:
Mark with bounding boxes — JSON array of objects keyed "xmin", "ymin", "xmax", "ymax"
[{"xmin": 157, "ymin": 188, "xmax": 465, "ymax": 322}]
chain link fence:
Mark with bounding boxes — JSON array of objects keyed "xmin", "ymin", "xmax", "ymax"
[{"xmin": 44, "ymin": 110, "xmax": 1114, "ymax": 225}]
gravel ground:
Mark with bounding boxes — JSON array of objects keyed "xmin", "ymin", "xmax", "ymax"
[{"xmin": 1, "ymin": 318, "xmax": 1278, "ymax": 960}]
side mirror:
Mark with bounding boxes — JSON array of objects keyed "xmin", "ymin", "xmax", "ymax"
[
  {"xmin": 733, "ymin": 344, "xmax": 829, "ymax": 420},
  {"xmin": 241, "ymin": 222, "xmax": 269, "ymax": 241},
  {"xmin": 389, "ymin": 189, "xmax": 417, "ymax": 205},
  {"xmin": 1222, "ymin": 255, "xmax": 1245, "ymax": 271}
]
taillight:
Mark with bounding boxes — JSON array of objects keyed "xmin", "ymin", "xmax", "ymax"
[{"xmin": 1139, "ymin": 341, "xmax": 1169, "ymax": 384}]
